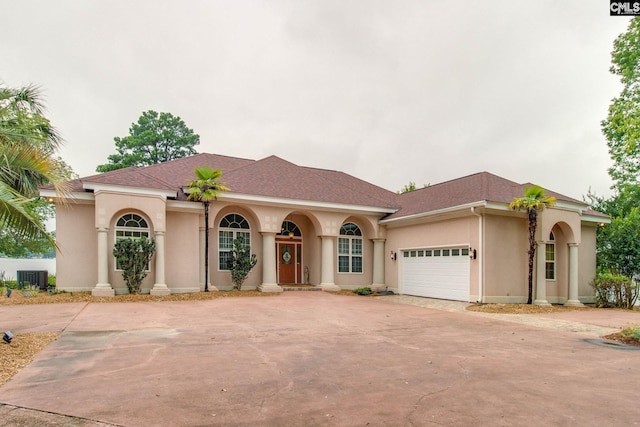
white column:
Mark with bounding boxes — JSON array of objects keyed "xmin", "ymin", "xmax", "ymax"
[
  {"xmin": 258, "ymin": 232, "xmax": 282, "ymax": 292},
  {"xmin": 320, "ymin": 236, "xmax": 340, "ymax": 291},
  {"xmin": 92, "ymin": 227, "xmax": 114, "ymax": 296},
  {"xmin": 533, "ymin": 241, "xmax": 550, "ymax": 306},
  {"xmin": 151, "ymin": 231, "xmax": 170, "ymax": 296},
  {"xmin": 371, "ymin": 239, "xmax": 386, "ymax": 290},
  {"xmin": 565, "ymin": 243, "xmax": 584, "ymax": 307}
]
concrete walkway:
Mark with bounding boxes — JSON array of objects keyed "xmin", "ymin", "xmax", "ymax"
[
  {"xmin": 0, "ymin": 293, "xmax": 639, "ymax": 426},
  {"xmin": 379, "ymin": 295, "xmax": 636, "ymax": 337}
]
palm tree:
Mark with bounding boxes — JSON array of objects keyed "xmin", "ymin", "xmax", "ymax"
[
  {"xmin": 509, "ymin": 185, "xmax": 556, "ymax": 304},
  {"xmin": 0, "ymin": 83, "xmax": 70, "ymax": 246},
  {"xmin": 185, "ymin": 166, "xmax": 229, "ymax": 292}
]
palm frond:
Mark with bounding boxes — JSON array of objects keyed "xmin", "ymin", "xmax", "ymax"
[{"xmin": 0, "ymin": 181, "xmax": 53, "ymax": 245}]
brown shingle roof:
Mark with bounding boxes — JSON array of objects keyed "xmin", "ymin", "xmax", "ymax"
[
  {"xmin": 66, "ymin": 153, "xmax": 398, "ymax": 210},
  {"xmin": 384, "ymin": 172, "xmax": 591, "ymax": 220},
  {"xmin": 52, "ymin": 155, "xmax": 603, "ymax": 219},
  {"xmin": 220, "ymin": 156, "xmax": 398, "ymax": 208}
]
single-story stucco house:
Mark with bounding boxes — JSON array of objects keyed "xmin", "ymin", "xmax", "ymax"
[{"xmin": 41, "ymin": 153, "xmax": 608, "ymax": 305}]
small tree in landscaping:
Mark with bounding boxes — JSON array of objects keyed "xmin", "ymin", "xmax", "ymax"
[
  {"xmin": 509, "ymin": 185, "xmax": 556, "ymax": 304},
  {"xmin": 185, "ymin": 166, "xmax": 228, "ymax": 292},
  {"xmin": 113, "ymin": 237, "xmax": 156, "ymax": 294},
  {"xmin": 591, "ymin": 273, "xmax": 639, "ymax": 309},
  {"xmin": 228, "ymin": 235, "xmax": 257, "ymax": 291}
]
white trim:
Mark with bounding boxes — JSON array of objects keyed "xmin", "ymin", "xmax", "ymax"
[
  {"xmin": 380, "ymin": 202, "xmax": 487, "ymax": 224},
  {"xmin": 581, "ymin": 214, "xmax": 611, "ymax": 224},
  {"xmin": 83, "ymin": 182, "xmax": 176, "ymax": 199},
  {"xmin": 399, "ymin": 243, "xmax": 470, "ymax": 252},
  {"xmin": 39, "ymin": 189, "xmax": 95, "ymax": 201},
  {"xmin": 383, "ymin": 199, "xmax": 608, "ymax": 226},
  {"xmin": 185, "ymin": 189, "xmax": 397, "ymax": 215},
  {"xmin": 166, "ymin": 200, "xmax": 203, "ymax": 212}
]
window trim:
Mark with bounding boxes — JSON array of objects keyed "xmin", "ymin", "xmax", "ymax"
[
  {"xmin": 218, "ymin": 213, "xmax": 251, "ymax": 271},
  {"xmin": 545, "ymin": 231, "xmax": 556, "ymax": 281},
  {"xmin": 337, "ymin": 222, "xmax": 363, "ymax": 274},
  {"xmin": 114, "ymin": 213, "xmax": 151, "ymax": 272}
]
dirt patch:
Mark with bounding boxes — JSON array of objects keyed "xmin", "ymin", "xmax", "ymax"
[
  {"xmin": 0, "ymin": 289, "xmax": 277, "ymax": 305},
  {"xmin": 602, "ymin": 332, "xmax": 640, "ymax": 346},
  {"xmin": 0, "ymin": 332, "xmax": 59, "ymax": 386},
  {"xmin": 466, "ymin": 303, "xmax": 598, "ymax": 314}
]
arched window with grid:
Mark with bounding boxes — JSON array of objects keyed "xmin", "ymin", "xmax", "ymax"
[
  {"xmin": 218, "ymin": 213, "xmax": 251, "ymax": 270},
  {"xmin": 114, "ymin": 213, "xmax": 150, "ymax": 270},
  {"xmin": 338, "ymin": 222, "xmax": 363, "ymax": 273}
]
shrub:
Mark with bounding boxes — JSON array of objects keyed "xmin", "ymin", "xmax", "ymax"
[
  {"xmin": 228, "ymin": 236, "xmax": 257, "ymax": 291},
  {"xmin": 590, "ymin": 273, "xmax": 638, "ymax": 309},
  {"xmin": 21, "ymin": 284, "xmax": 40, "ymax": 297},
  {"xmin": 0, "ymin": 271, "xmax": 16, "ymax": 289},
  {"xmin": 621, "ymin": 324, "xmax": 640, "ymax": 342},
  {"xmin": 353, "ymin": 287, "xmax": 373, "ymax": 295},
  {"xmin": 113, "ymin": 237, "xmax": 156, "ymax": 294}
]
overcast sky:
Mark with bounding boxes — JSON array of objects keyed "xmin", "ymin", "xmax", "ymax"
[{"xmin": 1, "ymin": 1, "xmax": 632, "ymax": 201}]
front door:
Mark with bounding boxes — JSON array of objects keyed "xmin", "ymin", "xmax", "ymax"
[{"xmin": 278, "ymin": 242, "xmax": 302, "ymax": 284}]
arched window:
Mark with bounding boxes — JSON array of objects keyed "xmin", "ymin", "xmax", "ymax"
[
  {"xmin": 338, "ymin": 222, "xmax": 363, "ymax": 273},
  {"xmin": 114, "ymin": 213, "xmax": 150, "ymax": 270},
  {"xmin": 545, "ymin": 231, "xmax": 555, "ymax": 280},
  {"xmin": 278, "ymin": 221, "xmax": 301, "ymax": 239},
  {"xmin": 219, "ymin": 214, "xmax": 251, "ymax": 270}
]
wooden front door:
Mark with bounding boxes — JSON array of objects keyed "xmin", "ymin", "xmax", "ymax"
[{"xmin": 278, "ymin": 242, "xmax": 302, "ymax": 284}]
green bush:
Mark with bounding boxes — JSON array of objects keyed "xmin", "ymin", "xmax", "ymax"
[
  {"xmin": 590, "ymin": 273, "xmax": 638, "ymax": 309},
  {"xmin": 0, "ymin": 271, "xmax": 16, "ymax": 289},
  {"xmin": 113, "ymin": 237, "xmax": 156, "ymax": 294},
  {"xmin": 353, "ymin": 287, "xmax": 373, "ymax": 295},
  {"xmin": 621, "ymin": 324, "xmax": 640, "ymax": 342},
  {"xmin": 228, "ymin": 236, "xmax": 257, "ymax": 291},
  {"xmin": 48, "ymin": 275, "xmax": 56, "ymax": 286}
]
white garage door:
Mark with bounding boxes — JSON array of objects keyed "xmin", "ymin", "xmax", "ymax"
[{"xmin": 401, "ymin": 247, "xmax": 470, "ymax": 301}]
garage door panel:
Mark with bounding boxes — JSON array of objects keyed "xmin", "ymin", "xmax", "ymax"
[{"xmin": 401, "ymin": 248, "xmax": 470, "ymax": 301}]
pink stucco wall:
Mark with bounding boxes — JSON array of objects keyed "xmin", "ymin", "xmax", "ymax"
[{"xmin": 56, "ymin": 203, "xmax": 97, "ymax": 291}]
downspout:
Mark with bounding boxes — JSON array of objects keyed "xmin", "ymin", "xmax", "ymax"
[{"xmin": 471, "ymin": 207, "xmax": 483, "ymax": 303}]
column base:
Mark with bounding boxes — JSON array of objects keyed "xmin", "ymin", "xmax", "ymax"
[
  {"xmin": 150, "ymin": 284, "xmax": 171, "ymax": 296},
  {"xmin": 92, "ymin": 285, "xmax": 115, "ymax": 297},
  {"xmin": 533, "ymin": 299, "xmax": 551, "ymax": 306},
  {"xmin": 258, "ymin": 283, "xmax": 283, "ymax": 293},
  {"xmin": 370, "ymin": 283, "xmax": 386, "ymax": 292},
  {"xmin": 320, "ymin": 283, "xmax": 341, "ymax": 292},
  {"xmin": 564, "ymin": 299, "xmax": 584, "ymax": 307}
]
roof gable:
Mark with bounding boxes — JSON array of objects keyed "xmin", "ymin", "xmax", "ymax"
[
  {"xmin": 222, "ymin": 156, "xmax": 398, "ymax": 208},
  {"xmin": 385, "ymin": 172, "xmax": 589, "ymax": 220}
]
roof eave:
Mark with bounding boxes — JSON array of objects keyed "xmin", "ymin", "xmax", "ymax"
[
  {"xmin": 83, "ymin": 182, "xmax": 177, "ymax": 199},
  {"xmin": 380, "ymin": 201, "xmax": 488, "ymax": 224},
  {"xmin": 216, "ymin": 191, "xmax": 397, "ymax": 214}
]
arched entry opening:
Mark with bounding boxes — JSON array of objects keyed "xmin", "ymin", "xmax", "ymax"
[{"xmin": 276, "ymin": 220, "xmax": 304, "ymax": 284}]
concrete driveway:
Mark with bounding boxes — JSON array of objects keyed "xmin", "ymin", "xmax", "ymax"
[{"xmin": 0, "ymin": 292, "xmax": 639, "ymax": 426}]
